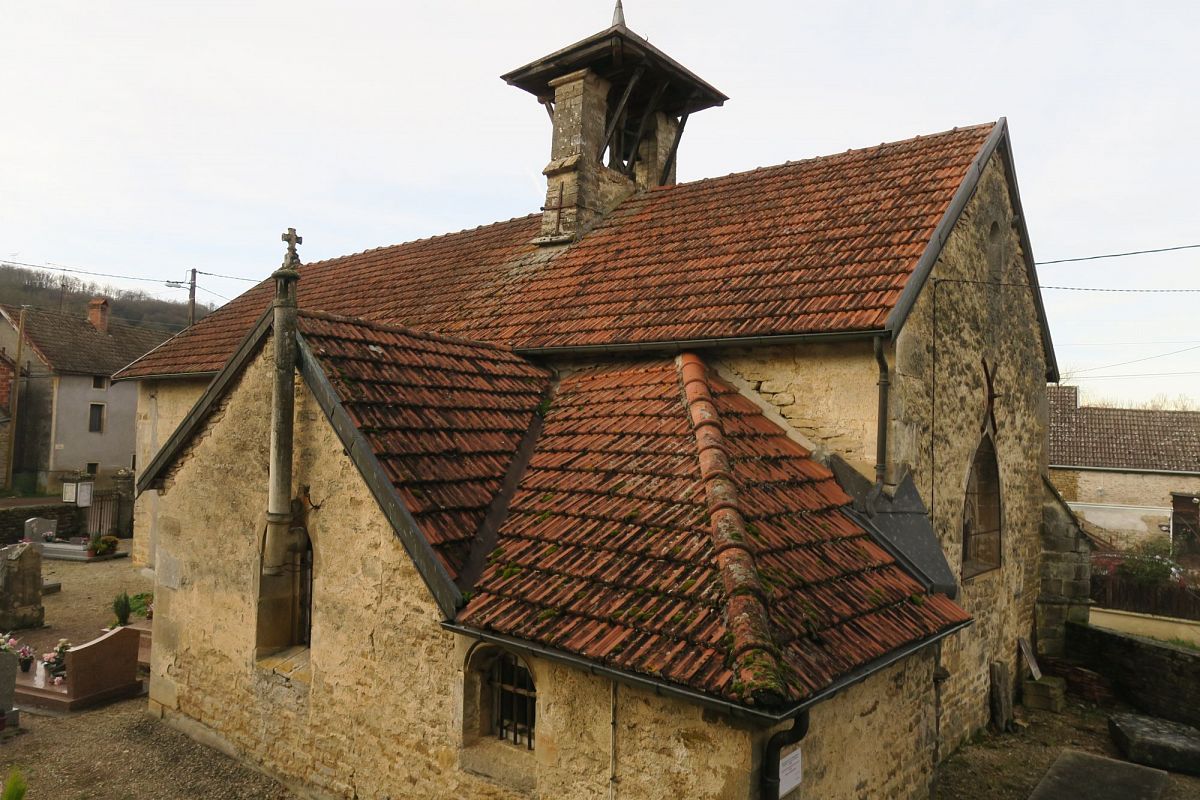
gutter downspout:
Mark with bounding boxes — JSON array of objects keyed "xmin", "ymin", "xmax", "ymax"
[
  {"xmin": 609, "ymin": 680, "xmax": 619, "ymax": 800},
  {"xmin": 761, "ymin": 710, "xmax": 809, "ymax": 799},
  {"xmin": 263, "ymin": 229, "xmax": 302, "ymax": 576},
  {"xmin": 873, "ymin": 336, "xmax": 890, "ymax": 487}
]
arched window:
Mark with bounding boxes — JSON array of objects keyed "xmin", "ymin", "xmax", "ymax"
[
  {"xmin": 962, "ymin": 435, "xmax": 1002, "ymax": 578},
  {"xmin": 488, "ymin": 651, "xmax": 536, "ymax": 749},
  {"xmin": 461, "ymin": 645, "xmax": 537, "ymax": 791}
]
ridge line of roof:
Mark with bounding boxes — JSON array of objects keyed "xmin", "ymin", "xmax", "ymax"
[
  {"xmin": 677, "ymin": 351, "xmax": 788, "ymax": 707},
  {"xmin": 296, "ymin": 308, "xmax": 540, "ymax": 359}
]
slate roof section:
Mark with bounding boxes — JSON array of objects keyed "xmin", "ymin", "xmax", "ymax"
[
  {"xmin": 117, "ymin": 123, "xmax": 998, "ymax": 379},
  {"xmin": 1048, "ymin": 385, "xmax": 1200, "ymax": 474},
  {"xmin": 457, "ymin": 355, "xmax": 969, "ymax": 708},
  {"xmin": 1, "ymin": 305, "xmax": 170, "ymax": 376},
  {"xmin": 296, "ymin": 311, "xmax": 552, "ymax": 579}
]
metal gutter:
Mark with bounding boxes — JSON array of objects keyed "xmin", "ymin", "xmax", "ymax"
[
  {"xmin": 442, "ymin": 617, "xmax": 972, "ymax": 726},
  {"xmin": 1050, "ymin": 464, "xmax": 1200, "ymax": 478},
  {"xmin": 295, "ymin": 333, "xmax": 463, "ymax": 620},
  {"xmin": 136, "ymin": 308, "xmax": 274, "ymax": 495},
  {"xmin": 112, "ymin": 370, "xmax": 218, "ymax": 384},
  {"xmin": 514, "ymin": 329, "xmax": 882, "ymax": 359}
]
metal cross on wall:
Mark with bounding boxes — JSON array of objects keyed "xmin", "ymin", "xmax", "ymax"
[{"xmin": 981, "ymin": 358, "xmax": 1002, "ymax": 433}]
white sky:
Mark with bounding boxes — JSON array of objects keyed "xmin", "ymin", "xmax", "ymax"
[{"xmin": 1, "ymin": 1, "xmax": 1197, "ymax": 405}]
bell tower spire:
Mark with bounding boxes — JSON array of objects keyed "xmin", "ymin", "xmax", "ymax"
[{"xmin": 612, "ymin": 0, "xmax": 626, "ymax": 27}]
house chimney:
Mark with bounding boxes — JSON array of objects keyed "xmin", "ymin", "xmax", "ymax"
[
  {"xmin": 502, "ymin": 16, "xmax": 727, "ymax": 245},
  {"xmin": 87, "ymin": 298, "xmax": 110, "ymax": 334}
]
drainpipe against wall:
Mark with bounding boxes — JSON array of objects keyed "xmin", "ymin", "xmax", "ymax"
[
  {"xmin": 761, "ymin": 710, "xmax": 810, "ymax": 800},
  {"xmin": 873, "ymin": 336, "xmax": 890, "ymax": 488},
  {"xmin": 609, "ymin": 680, "xmax": 618, "ymax": 800},
  {"xmin": 263, "ymin": 229, "xmax": 302, "ymax": 576}
]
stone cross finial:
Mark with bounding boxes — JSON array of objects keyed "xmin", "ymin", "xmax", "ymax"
[
  {"xmin": 613, "ymin": 0, "xmax": 625, "ymax": 26},
  {"xmin": 281, "ymin": 227, "xmax": 303, "ymax": 268}
]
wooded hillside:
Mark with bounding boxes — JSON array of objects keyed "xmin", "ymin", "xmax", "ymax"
[{"xmin": 0, "ymin": 264, "xmax": 212, "ymax": 333}]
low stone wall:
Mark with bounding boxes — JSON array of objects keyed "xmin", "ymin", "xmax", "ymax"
[
  {"xmin": 0, "ymin": 503, "xmax": 81, "ymax": 545},
  {"xmin": 1090, "ymin": 608, "xmax": 1200, "ymax": 647},
  {"xmin": 1066, "ymin": 621, "xmax": 1200, "ymax": 728}
]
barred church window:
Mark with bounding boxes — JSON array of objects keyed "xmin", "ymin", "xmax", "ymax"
[
  {"xmin": 490, "ymin": 651, "xmax": 536, "ymax": 749},
  {"xmin": 962, "ymin": 435, "xmax": 1002, "ymax": 578}
]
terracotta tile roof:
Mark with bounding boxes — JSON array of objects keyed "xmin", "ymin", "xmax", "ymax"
[
  {"xmin": 1049, "ymin": 385, "xmax": 1200, "ymax": 474},
  {"xmin": 457, "ymin": 354, "xmax": 968, "ymax": 708},
  {"xmin": 2, "ymin": 305, "xmax": 170, "ymax": 376},
  {"xmin": 117, "ymin": 123, "xmax": 995, "ymax": 379},
  {"xmin": 296, "ymin": 311, "xmax": 551, "ymax": 579}
]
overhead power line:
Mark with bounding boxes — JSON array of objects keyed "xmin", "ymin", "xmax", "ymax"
[
  {"xmin": 196, "ymin": 269, "xmax": 258, "ymax": 283},
  {"xmin": 1071, "ymin": 343, "xmax": 1200, "ymax": 374},
  {"xmin": 1036, "ymin": 243, "xmax": 1200, "ymax": 265},
  {"xmin": 1068, "ymin": 371, "xmax": 1200, "ymax": 381}
]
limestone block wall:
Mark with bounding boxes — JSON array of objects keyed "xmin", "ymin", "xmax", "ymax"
[
  {"xmin": 720, "ymin": 343, "xmax": 879, "ymax": 477},
  {"xmin": 889, "ymin": 152, "xmax": 1047, "ymax": 751},
  {"xmin": 130, "ymin": 376, "xmax": 209, "ymax": 568},
  {"xmin": 1050, "ymin": 467, "xmax": 1199, "ymax": 547},
  {"xmin": 148, "ymin": 344, "xmax": 951, "ymax": 800}
]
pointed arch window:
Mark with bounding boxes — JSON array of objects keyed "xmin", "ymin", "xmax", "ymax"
[{"xmin": 962, "ymin": 435, "xmax": 1002, "ymax": 579}]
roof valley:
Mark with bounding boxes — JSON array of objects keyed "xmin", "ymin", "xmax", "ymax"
[{"xmin": 677, "ymin": 352, "xmax": 787, "ymax": 705}]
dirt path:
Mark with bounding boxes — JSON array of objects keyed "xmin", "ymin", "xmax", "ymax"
[{"xmin": 935, "ymin": 703, "xmax": 1200, "ymax": 799}]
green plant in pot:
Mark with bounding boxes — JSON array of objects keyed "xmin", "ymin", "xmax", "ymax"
[{"xmin": 113, "ymin": 591, "xmax": 132, "ymax": 627}]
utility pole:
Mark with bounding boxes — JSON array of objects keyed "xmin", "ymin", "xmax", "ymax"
[
  {"xmin": 168, "ymin": 269, "xmax": 198, "ymax": 326},
  {"xmin": 188, "ymin": 268, "xmax": 196, "ymax": 326},
  {"xmin": 5, "ymin": 306, "xmax": 27, "ymax": 490}
]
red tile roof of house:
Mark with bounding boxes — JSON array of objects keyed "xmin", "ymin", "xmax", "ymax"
[
  {"xmin": 2, "ymin": 305, "xmax": 170, "ymax": 376},
  {"xmin": 297, "ymin": 311, "xmax": 551, "ymax": 578},
  {"xmin": 117, "ymin": 123, "xmax": 997, "ymax": 380},
  {"xmin": 1048, "ymin": 385, "xmax": 1200, "ymax": 474},
  {"xmin": 457, "ymin": 354, "xmax": 969, "ymax": 708}
]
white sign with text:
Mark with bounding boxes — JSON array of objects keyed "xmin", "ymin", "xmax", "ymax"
[{"xmin": 779, "ymin": 745, "xmax": 802, "ymax": 797}]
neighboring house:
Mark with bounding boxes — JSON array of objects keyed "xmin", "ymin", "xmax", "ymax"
[
  {"xmin": 0, "ymin": 299, "xmax": 170, "ymax": 491},
  {"xmin": 1048, "ymin": 385, "xmax": 1200, "ymax": 547},
  {"xmin": 0, "ymin": 351, "xmax": 16, "ymax": 482},
  {"xmin": 114, "ymin": 15, "xmax": 1082, "ymax": 800}
]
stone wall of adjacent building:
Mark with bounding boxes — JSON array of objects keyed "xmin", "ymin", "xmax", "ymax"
[
  {"xmin": 1066, "ymin": 622, "xmax": 1200, "ymax": 729},
  {"xmin": 722, "ymin": 151, "xmax": 1050, "ymax": 756},
  {"xmin": 1049, "ymin": 467, "xmax": 1200, "ymax": 547},
  {"xmin": 1036, "ymin": 482, "xmax": 1092, "ymax": 658},
  {"xmin": 130, "ymin": 376, "xmax": 209, "ymax": 568},
  {"xmin": 148, "ymin": 343, "xmax": 951, "ymax": 800}
]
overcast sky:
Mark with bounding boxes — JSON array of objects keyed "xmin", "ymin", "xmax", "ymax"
[{"xmin": 2, "ymin": 1, "xmax": 1197, "ymax": 404}]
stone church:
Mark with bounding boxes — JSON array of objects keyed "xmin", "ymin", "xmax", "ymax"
[{"xmin": 116, "ymin": 8, "xmax": 1081, "ymax": 800}]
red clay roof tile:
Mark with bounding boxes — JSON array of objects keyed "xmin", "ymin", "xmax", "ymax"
[
  {"xmin": 457, "ymin": 353, "xmax": 969, "ymax": 708},
  {"xmin": 117, "ymin": 124, "xmax": 994, "ymax": 379}
]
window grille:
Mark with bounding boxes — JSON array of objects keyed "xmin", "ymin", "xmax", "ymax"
[
  {"xmin": 489, "ymin": 652, "xmax": 535, "ymax": 749},
  {"xmin": 962, "ymin": 435, "xmax": 1002, "ymax": 578}
]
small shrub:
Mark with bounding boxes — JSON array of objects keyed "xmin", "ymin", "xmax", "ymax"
[
  {"xmin": 1116, "ymin": 539, "xmax": 1180, "ymax": 586},
  {"xmin": 2, "ymin": 768, "xmax": 27, "ymax": 800},
  {"xmin": 112, "ymin": 592, "xmax": 132, "ymax": 627},
  {"xmin": 129, "ymin": 592, "xmax": 154, "ymax": 618}
]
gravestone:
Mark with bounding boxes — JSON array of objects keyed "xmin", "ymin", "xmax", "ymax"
[
  {"xmin": 23, "ymin": 517, "xmax": 56, "ymax": 542},
  {"xmin": 0, "ymin": 542, "xmax": 44, "ymax": 629},
  {"xmin": 1110, "ymin": 713, "xmax": 1200, "ymax": 776}
]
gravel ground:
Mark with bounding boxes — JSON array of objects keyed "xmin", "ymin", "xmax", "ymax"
[
  {"xmin": 16, "ymin": 541, "xmax": 153, "ymax": 655},
  {"xmin": 1, "ymin": 698, "xmax": 294, "ymax": 799},
  {"xmin": 935, "ymin": 702, "xmax": 1200, "ymax": 799},
  {"xmin": 2, "ymin": 541, "xmax": 294, "ymax": 799}
]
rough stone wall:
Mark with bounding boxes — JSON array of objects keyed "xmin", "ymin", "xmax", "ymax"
[
  {"xmin": 723, "ymin": 151, "xmax": 1049, "ymax": 756},
  {"xmin": 131, "ymin": 376, "xmax": 209, "ymax": 568},
  {"xmin": 1066, "ymin": 622, "xmax": 1200, "ymax": 728},
  {"xmin": 1051, "ymin": 468, "xmax": 1200, "ymax": 508},
  {"xmin": 1037, "ymin": 483, "xmax": 1092, "ymax": 658},
  {"xmin": 0, "ymin": 502, "xmax": 81, "ymax": 545},
  {"xmin": 720, "ymin": 343, "xmax": 880, "ymax": 478},
  {"xmin": 888, "ymin": 152, "xmax": 1047, "ymax": 751},
  {"xmin": 788, "ymin": 652, "xmax": 938, "ymax": 800},
  {"xmin": 1049, "ymin": 467, "xmax": 1199, "ymax": 547}
]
